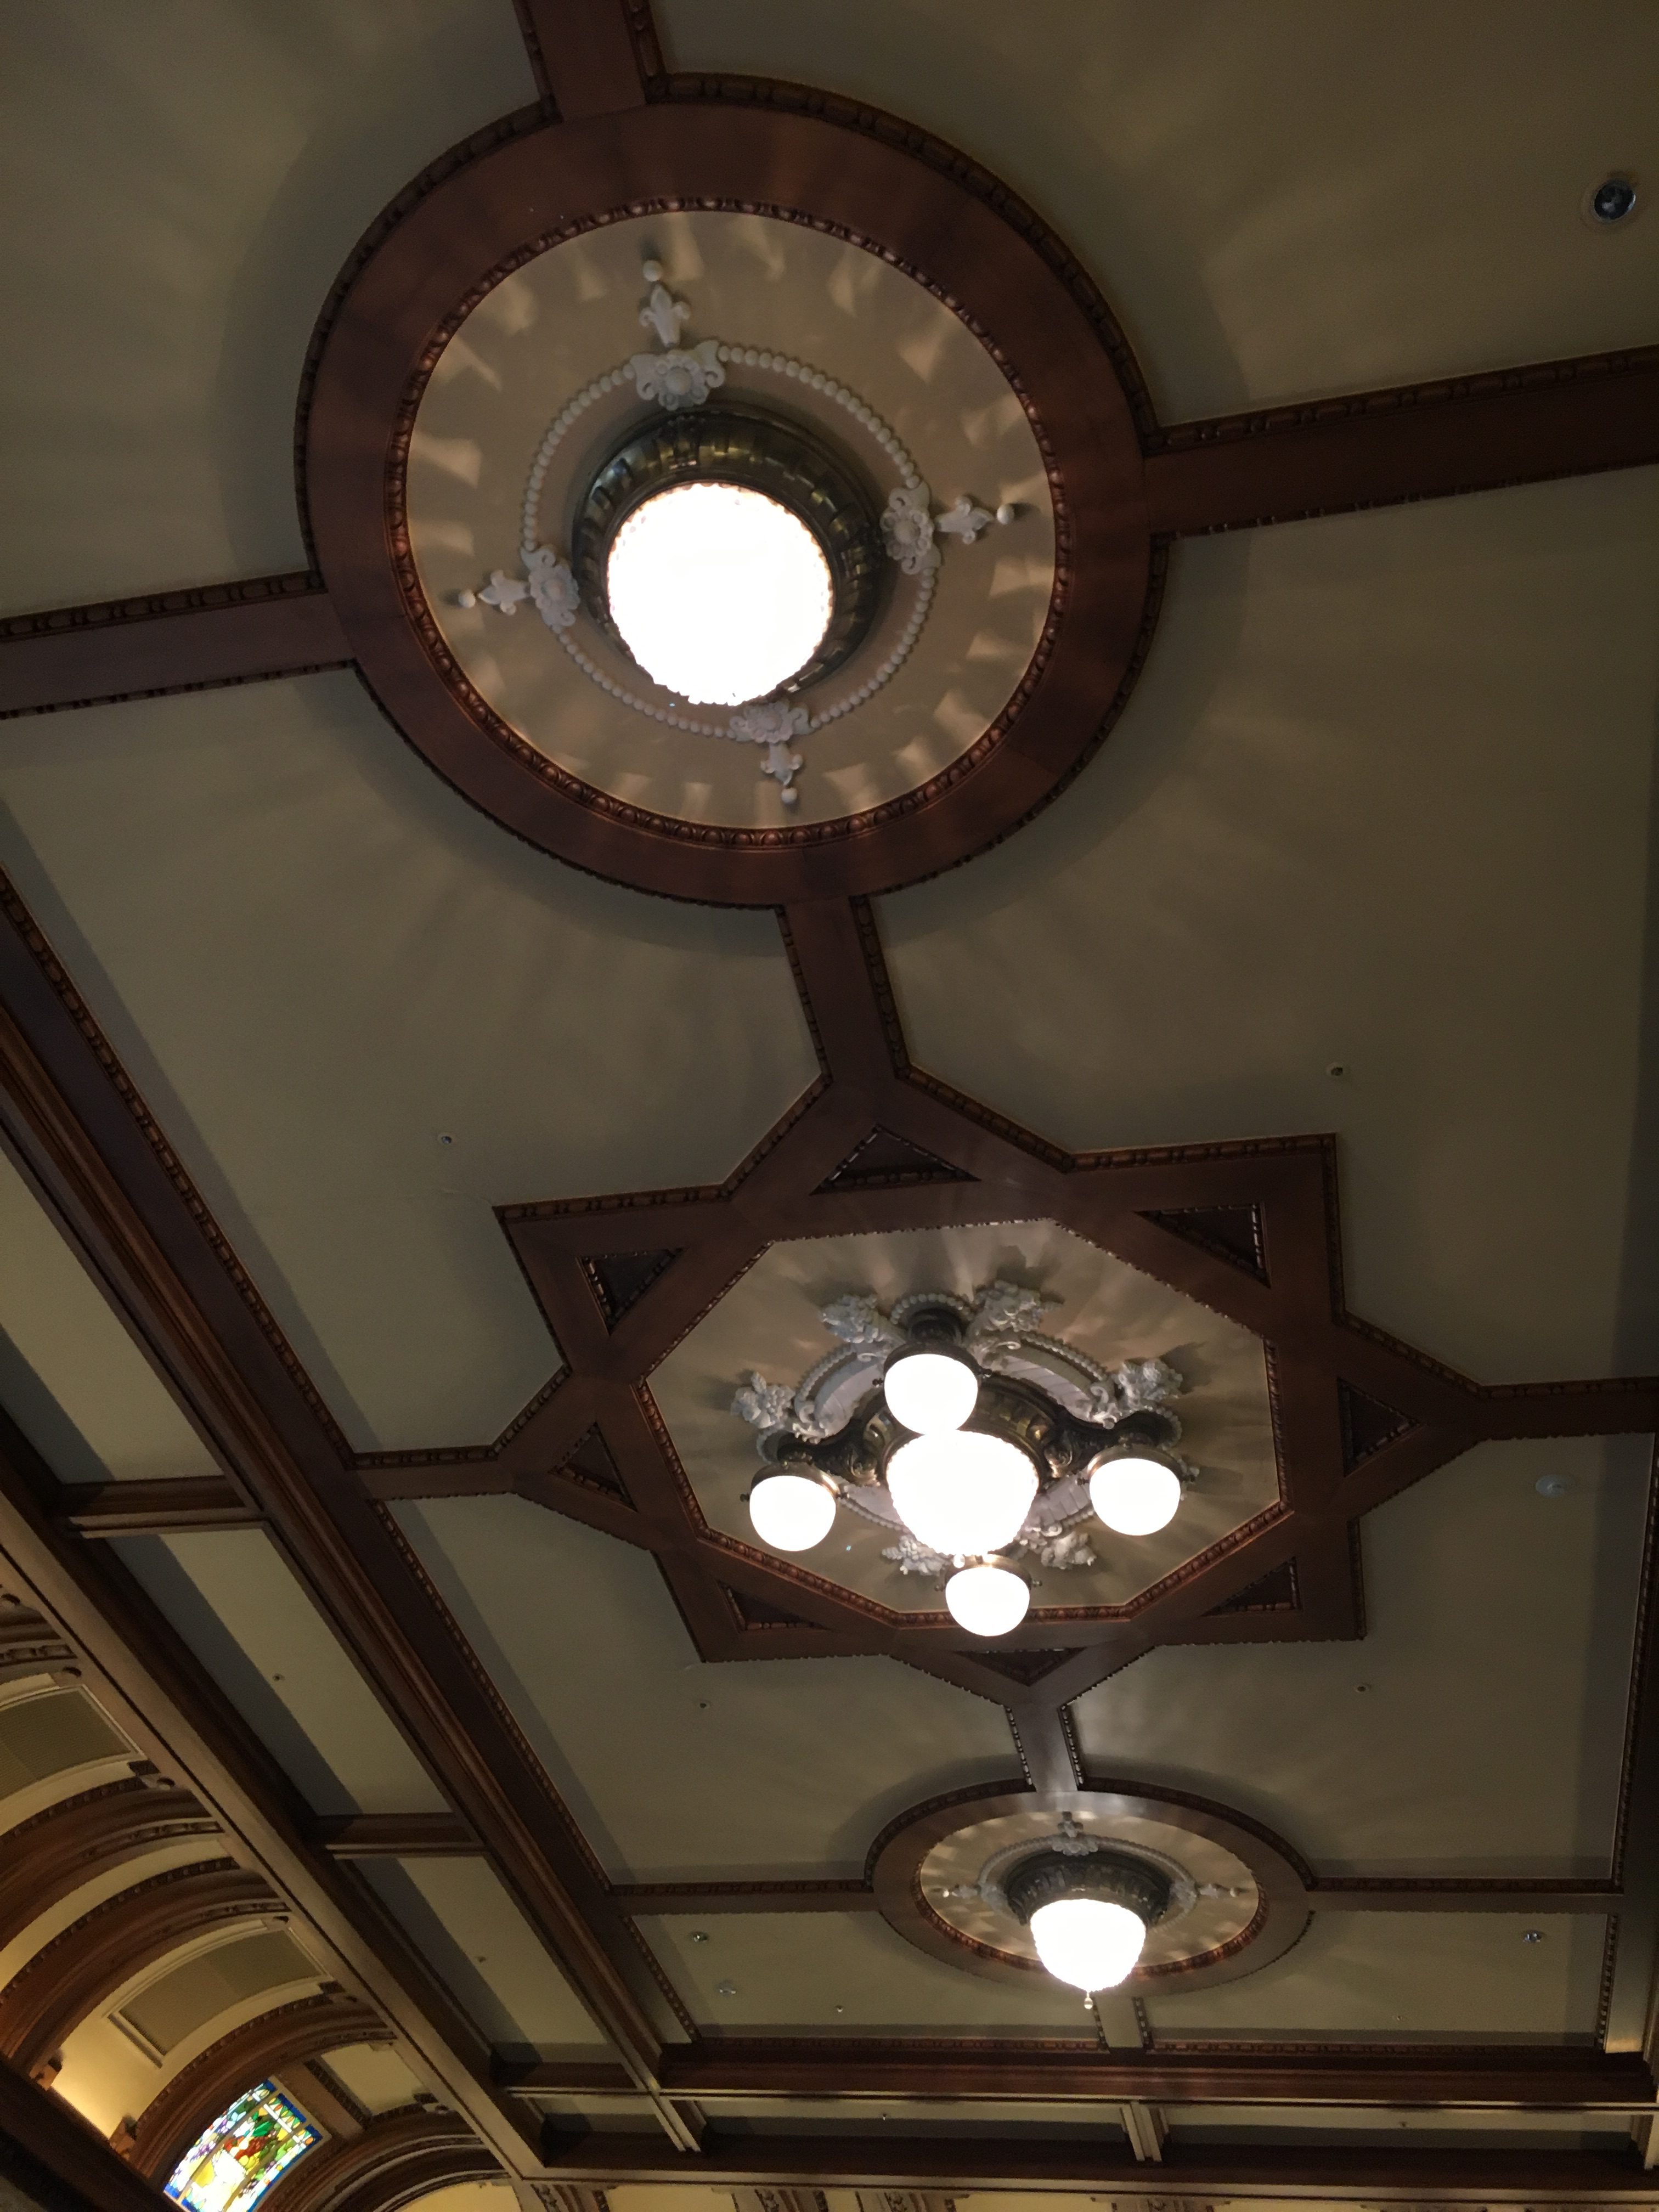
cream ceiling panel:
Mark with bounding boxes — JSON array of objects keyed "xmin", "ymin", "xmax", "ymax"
[
  {"xmin": 656, "ymin": 0, "xmax": 1659, "ymax": 421},
  {"xmin": 0, "ymin": 2, "xmax": 534, "ymax": 612},
  {"xmin": 1143, "ymin": 1911, "xmax": 1605, "ymax": 2040},
  {"xmin": 641, "ymin": 1911, "xmax": 1136, "ymax": 2039},
  {"xmin": 0, "ymin": 674, "xmax": 817, "ymax": 1447},
  {"xmin": 0, "ymin": 1147, "xmax": 217, "ymax": 1483},
  {"xmin": 882, "ymin": 475, "xmax": 1659, "ymax": 1382},
  {"xmin": 357, "ymin": 1857, "xmax": 606, "ymax": 2054},
  {"xmin": 1072, "ymin": 1437, "xmax": 1646, "ymax": 1871},
  {"xmin": 0, "ymin": 1688, "xmax": 129, "ymax": 1805},
  {"xmin": 319, "ymin": 2041, "xmax": 426, "ymax": 2116},
  {"xmin": 395, "ymin": 1497, "xmax": 1018, "ymax": 1878},
  {"xmin": 115, "ymin": 1527, "xmax": 446, "ymax": 1816}
]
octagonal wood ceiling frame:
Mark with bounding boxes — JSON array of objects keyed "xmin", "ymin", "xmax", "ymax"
[{"xmin": 3, "ymin": 0, "xmax": 1659, "ymax": 2195}]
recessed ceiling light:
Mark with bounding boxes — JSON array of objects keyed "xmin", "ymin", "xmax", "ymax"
[
  {"xmin": 1587, "ymin": 174, "xmax": 1638, "ymax": 225},
  {"xmin": 606, "ymin": 482, "xmax": 832, "ymax": 706}
]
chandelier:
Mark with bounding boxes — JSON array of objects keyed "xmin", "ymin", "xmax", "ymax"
[
  {"xmin": 946, "ymin": 1811, "xmax": 1183, "ymax": 1995},
  {"xmin": 732, "ymin": 1280, "xmax": 1193, "ymax": 1637}
]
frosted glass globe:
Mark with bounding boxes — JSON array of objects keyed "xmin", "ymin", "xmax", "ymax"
[
  {"xmin": 882, "ymin": 1347, "xmax": 978, "ymax": 1434},
  {"xmin": 944, "ymin": 1562, "xmax": 1030, "ymax": 1638},
  {"xmin": 1088, "ymin": 1453, "xmax": 1182, "ymax": 1536},
  {"xmin": 748, "ymin": 1470, "xmax": 836, "ymax": 1552},
  {"xmin": 1029, "ymin": 1895, "xmax": 1148, "ymax": 1990},
  {"xmin": 885, "ymin": 1431, "xmax": 1037, "ymax": 1558},
  {"xmin": 606, "ymin": 483, "xmax": 832, "ymax": 706}
]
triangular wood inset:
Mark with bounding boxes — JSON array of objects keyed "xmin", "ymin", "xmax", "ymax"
[
  {"xmin": 725, "ymin": 1587, "xmax": 820, "ymax": 1630},
  {"xmin": 1338, "ymin": 1379, "xmax": 1416, "ymax": 1469},
  {"xmin": 579, "ymin": 1248, "xmax": 681, "ymax": 1327},
  {"xmin": 815, "ymin": 1127, "xmax": 976, "ymax": 1193},
  {"xmin": 1210, "ymin": 1559, "xmax": 1299, "ymax": 1615},
  {"xmin": 558, "ymin": 1426, "xmax": 632, "ymax": 1505},
  {"xmin": 1141, "ymin": 1203, "xmax": 1268, "ymax": 1283}
]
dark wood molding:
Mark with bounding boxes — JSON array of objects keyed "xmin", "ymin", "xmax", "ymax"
[
  {"xmin": 302, "ymin": 97, "xmax": 1154, "ymax": 905},
  {"xmin": 259, "ymin": 2112, "xmax": 500, "ymax": 2212},
  {"xmin": 0, "ymin": 1778, "xmax": 220, "ymax": 1954},
  {"xmin": 1144, "ymin": 347, "xmax": 1659, "ymax": 537},
  {"xmin": 0, "ymin": 578, "xmax": 349, "ymax": 720},
  {"xmin": 0, "ymin": 1860, "xmax": 276, "ymax": 2075},
  {"xmin": 653, "ymin": 2039, "xmax": 1651, "ymax": 2109},
  {"xmin": 0, "ymin": 1599, "xmax": 78, "ymax": 1683},
  {"xmin": 313, "ymin": 1815, "xmax": 479, "ymax": 1859},
  {"xmin": 128, "ymin": 1990, "xmax": 386, "ymax": 2182},
  {"xmin": 0, "ymin": 2051, "xmax": 171, "ymax": 2212},
  {"xmin": 60, "ymin": 1479, "xmax": 258, "ymax": 1537},
  {"xmin": 538, "ymin": 2130, "xmax": 1659, "ymax": 2194},
  {"xmin": 510, "ymin": 0, "xmax": 661, "ymax": 116}
]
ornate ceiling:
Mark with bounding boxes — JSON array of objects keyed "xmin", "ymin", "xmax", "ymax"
[{"xmin": 1, "ymin": 6, "xmax": 1658, "ymax": 2212}]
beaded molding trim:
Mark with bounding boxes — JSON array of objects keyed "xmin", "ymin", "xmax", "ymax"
[{"xmin": 459, "ymin": 264, "xmax": 1008, "ymax": 800}]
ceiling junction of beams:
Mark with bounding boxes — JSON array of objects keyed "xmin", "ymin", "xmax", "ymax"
[{"xmin": 2, "ymin": 0, "xmax": 1658, "ymax": 2204}]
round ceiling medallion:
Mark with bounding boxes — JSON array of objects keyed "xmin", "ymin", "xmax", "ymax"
[
  {"xmin": 303, "ymin": 99, "xmax": 1155, "ymax": 902},
  {"xmin": 869, "ymin": 1782, "xmax": 1312, "ymax": 1991}
]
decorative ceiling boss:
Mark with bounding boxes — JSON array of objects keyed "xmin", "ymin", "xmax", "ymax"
[
  {"xmin": 458, "ymin": 254, "xmax": 1015, "ymax": 801},
  {"xmin": 733, "ymin": 1280, "xmax": 1193, "ymax": 1635}
]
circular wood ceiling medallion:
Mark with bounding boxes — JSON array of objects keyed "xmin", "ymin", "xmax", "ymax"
[
  {"xmin": 870, "ymin": 1782, "xmax": 1311, "ymax": 1990},
  {"xmin": 303, "ymin": 100, "xmax": 1155, "ymax": 905}
]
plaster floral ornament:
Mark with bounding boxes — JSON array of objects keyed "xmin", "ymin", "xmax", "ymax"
[{"xmin": 456, "ymin": 254, "xmax": 1020, "ymax": 796}]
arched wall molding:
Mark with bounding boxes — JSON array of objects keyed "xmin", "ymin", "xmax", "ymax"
[
  {"xmin": 0, "ymin": 1779, "xmax": 218, "ymax": 1956},
  {"xmin": 0, "ymin": 1861, "xmax": 278, "ymax": 2075},
  {"xmin": 128, "ymin": 1990, "xmax": 386, "ymax": 2182},
  {"xmin": 260, "ymin": 2113, "xmax": 501, "ymax": 2212}
]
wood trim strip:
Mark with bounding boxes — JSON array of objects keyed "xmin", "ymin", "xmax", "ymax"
[
  {"xmin": 653, "ymin": 2039, "xmax": 1650, "ymax": 2108},
  {"xmin": 313, "ymin": 1816, "xmax": 480, "ymax": 1859},
  {"xmin": 608, "ymin": 1875, "xmax": 1620, "ymax": 1919},
  {"xmin": 0, "ymin": 1860, "xmax": 276, "ymax": 2075},
  {"xmin": 0, "ymin": 1778, "xmax": 220, "ymax": 1954},
  {"xmin": 128, "ymin": 1990, "xmax": 386, "ymax": 2182},
  {"xmin": 60, "ymin": 1479, "xmax": 258, "ymax": 1536},
  {"xmin": 537, "ymin": 2131, "xmax": 1659, "ymax": 2193},
  {"xmin": 1144, "ymin": 349, "xmax": 1659, "ymax": 537},
  {"xmin": 510, "ymin": 0, "xmax": 659, "ymax": 116},
  {"xmin": 0, "ymin": 578, "xmax": 350, "ymax": 719}
]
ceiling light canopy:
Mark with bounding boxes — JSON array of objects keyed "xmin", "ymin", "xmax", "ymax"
[{"xmin": 1005, "ymin": 1845, "xmax": 1172, "ymax": 1992}]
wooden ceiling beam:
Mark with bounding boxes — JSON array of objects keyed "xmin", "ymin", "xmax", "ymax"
[
  {"xmin": 538, "ymin": 2128, "xmax": 1659, "ymax": 2192},
  {"xmin": 0, "ymin": 1777, "xmax": 220, "ymax": 1954},
  {"xmin": 0, "ymin": 578, "xmax": 349, "ymax": 720},
  {"xmin": 314, "ymin": 1815, "xmax": 481, "ymax": 1859},
  {"xmin": 0, "ymin": 2052, "xmax": 170, "ymax": 2212},
  {"xmin": 60, "ymin": 1477, "xmax": 258, "ymax": 1536},
  {"xmin": 606, "ymin": 1876, "xmax": 1620, "ymax": 1919},
  {"xmin": 653, "ymin": 2040, "xmax": 1651, "ymax": 2109},
  {"xmin": 259, "ymin": 2110, "xmax": 500, "ymax": 2212},
  {"xmin": 1144, "ymin": 348, "xmax": 1659, "ymax": 539},
  {"xmin": 510, "ymin": 0, "xmax": 662, "ymax": 119}
]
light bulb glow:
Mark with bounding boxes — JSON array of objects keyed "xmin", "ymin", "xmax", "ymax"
[
  {"xmin": 886, "ymin": 1430, "xmax": 1038, "ymax": 1558},
  {"xmin": 944, "ymin": 1562, "xmax": 1030, "ymax": 1637},
  {"xmin": 1029, "ymin": 1896, "xmax": 1147, "ymax": 1990},
  {"xmin": 748, "ymin": 1470, "xmax": 837, "ymax": 1551},
  {"xmin": 1088, "ymin": 1453, "xmax": 1182, "ymax": 1536},
  {"xmin": 606, "ymin": 482, "xmax": 832, "ymax": 706},
  {"xmin": 883, "ymin": 1347, "xmax": 979, "ymax": 1434}
]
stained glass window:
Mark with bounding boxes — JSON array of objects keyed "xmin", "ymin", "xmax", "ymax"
[{"xmin": 165, "ymin": 2081, "xmax": 319, "ymax": 2212}]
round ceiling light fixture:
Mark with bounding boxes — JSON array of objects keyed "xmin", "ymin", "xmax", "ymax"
[
  {"xmin": 1087, "ymin": 1451, "xmax": 1183, "ymax": 1536},
  {"xmin": 944, "ymin": 1561, "xmax": 1030, "ymax": 1637},
  {"xmin": 606, "ymin": 483, "xmax": 833, "ymax": 706},
  {"xmin": 746, "ymin": 1468, "xmax": 838, "ymax": 1552},
  {"xmin": 733, "ymin": 1280, "xmax": 1193, "ymax": 1637},
  {"xmin": 1005, "ymin": 1844, "xmax": 1172, "ymax": 1992}
]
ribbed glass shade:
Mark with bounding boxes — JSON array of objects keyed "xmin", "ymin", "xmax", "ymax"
[
  {"xmin": 885, "ymin": 1430, "xmax": 1037, "ymax": 1558},
  {"xmin": 748, "ymin": 1470, "xmax": 836, "ymax": 1551},
  {"xmin": 1029, "ymin": 1896, "xmax": 1148, "ymax": 1990},
  {"xmin": 606, "ymin": 483, "xmax": 831, "ymax": 704}
]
